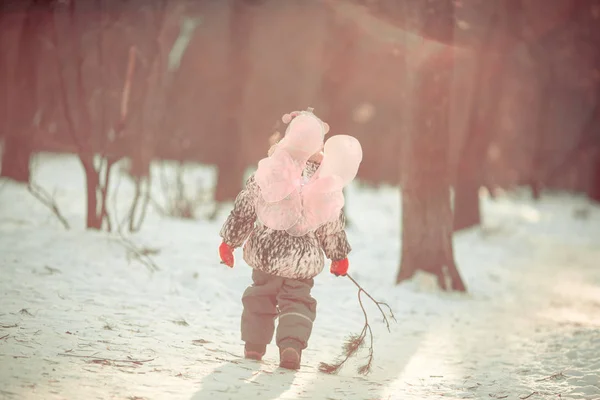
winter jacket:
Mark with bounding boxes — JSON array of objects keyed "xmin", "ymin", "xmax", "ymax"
[{"xmin": 219, "ymin": 161, "xmax": 351, "ymax": 280}]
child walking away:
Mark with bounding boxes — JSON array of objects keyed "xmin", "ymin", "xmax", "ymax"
[{"xmin": 218, "ymin": 108, "xmax": 363, "ymax": 370}]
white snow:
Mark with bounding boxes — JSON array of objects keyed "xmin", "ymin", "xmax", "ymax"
[{"xmin": 1, "ymin": 152, "xmax": 599, "ymax": 400}]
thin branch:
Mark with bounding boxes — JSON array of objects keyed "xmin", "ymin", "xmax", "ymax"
[
  {"xmin": 130, "ymin": 175, "xmax": 151, "ymax": 232},
  {"xmin": 319, "ymin": 273, "xmax": 396, "ymax": 375},
  {"xmin": 127, "ymin": 176, "xmax": 143, "ymax": 232},
  {"xmin": 27, "ymin": 182, "xmax": 70, "ymax": 230},
  {"xmin": 115, "ymin": 234, "xmax": 160, "ymax": 272},
  {"xmin": 535, "ymin": 370, "xmax": 566, "ymax": 382},
  {"xmin": 520, "ymin": 392, "xmax": 538, "ymax": 400},
  {"xmin": 347, "ymin": 273, "xmax": 397, "ymax": 330}
]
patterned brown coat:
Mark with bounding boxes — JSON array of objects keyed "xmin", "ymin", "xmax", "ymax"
[{"xmin": 219, "ymin": 161, "xmax": 351, "ymax": 280}]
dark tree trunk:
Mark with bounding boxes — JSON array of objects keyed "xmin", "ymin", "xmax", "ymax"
[
  {"xmin": 318, "ymin": 17, "xmax": 360, "ymax": 227},
  {"xmin": 0, "ymin": 3, "xmax": 41, "ymax": 183},
  {"xmin": 589, "ymin": 152, "xmax": 600, "ymax": 203},
  {"xmin": 527, "ymin": 40, "xmax": 556, "ymax": 201},
  {"xmin": 453, "ymin": 176, "xmax": 481, "ymax": 231},
  {"xmin": 213, "ymin": 0, "xmax": 253, "ymax": 206},
  {"xmin": 453, "ymin": 65, "xmax": 489, "ymax": 231},
  {"xmin": 82, "ymin": 159, "xmax": 102, "ymax": 230},
  {"xmin": 453, "ymin": 3, "xmax": 517, "ymax": 231},
  {"xmin": 453, "ymin": 75, "xmax": 490, "ymax": 232},
  {"xmin": 397, "ymin": 49, "xmax": 466, "ymax": 292},
  {"xmin": 1, "ymin": 134, "xmax": 31, "ymax": 183}
]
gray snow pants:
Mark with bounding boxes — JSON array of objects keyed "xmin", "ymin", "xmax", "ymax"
[{"xmin": 241, "ymin": 269, "xmax": 317, "ymax": 351}]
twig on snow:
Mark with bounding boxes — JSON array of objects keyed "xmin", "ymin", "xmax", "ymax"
[
  {"xmin": 58, "ymin": 353, "xmax": 154, "ymax": 364},
  {"xmin": 535, "ymin": 370, "xmax": 566, "ymax": 382},
  {"xmin": 319, "ymin": 273, "xmax": 396, "ymax": 376},
  {"xmin": 520, "ymin": 392, "xmax": 538, "ymax": 400},
  {"xmin": 0, "ymin": 334, "xmax": 9, "ymax": 340},
  {"xmin": 27, "ymin": 182, "xmax": 70, "ymax": 230},
  {"xmin": 115, "ymin": 234, "xmax": 160, "ymax": 272}
]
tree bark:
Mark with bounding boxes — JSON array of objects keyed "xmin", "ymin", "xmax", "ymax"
[
  {"xmin": 82, "ymin": 158, "xmax": 102, "ymax": 230},
  {"xmin": 453, "ymin": 68, "xmax": 489, "ymax": 231},
  {"xmin": 318, "ymin": 17, "xmax": 360, "ymax": 227},
  {"xmin": 589, "ymin": 152, "xmax": 600, "ymax": 203},
  {"xmin": 1, "ymin": 134, "xmax": 31, "ymax": 183},
  {"xmin": 453, "ymin": 2, "xmax": 518, "ymax": 231},
  {"xmin": 213, "ymin": 0, "xmax": 253, "ymax": 205},
  {"xmin": 397, "ymin": 49, "xmax": 466, "ymax": 292},
  {"xmin": 0, "ymin": 3, "xmax": 41, "ymax": 183}
]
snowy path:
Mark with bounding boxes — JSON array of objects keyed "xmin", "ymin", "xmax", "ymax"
[{"xmin": 1, "ymin": 154, "xmax": 599, "ymax": 400}]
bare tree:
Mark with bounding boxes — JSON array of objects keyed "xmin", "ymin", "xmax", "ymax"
[
  {"xmin": 50, "ymin": 0, "xmax": 135, "ymax": 230},
  {"xmin": 590, "ymin": 147, "xmax": 600, "ymax": 203},
  {"xmin": 396, "ymin": 47, "xmax": 466, "ymax": 291},
  {"xmin": 0, "ymin": 1, "xmax": 43, "ymax": 183},
  {"xmin": 453, "ymin": 3, "xmax": 518, "ymax": 231},
  {"xmin": 122, "ymin": 0, "xmax": 179, "ymax": 232},
  {"xmin": 211, "ymin": 0, "xmax": 255, "ymax": 218}
]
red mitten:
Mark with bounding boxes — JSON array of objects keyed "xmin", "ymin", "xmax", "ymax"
[
  {"xmin": 219, "ymin": 241, "xmax": 234, "ymax": 268},
  {"xmin": 330, "ymin": 258, "xmax": 349, "ymax": 277}
]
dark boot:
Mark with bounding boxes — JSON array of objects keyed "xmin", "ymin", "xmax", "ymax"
[
  {"xmin": 279, "ymin": 347, "xmax": 301, "ymax": 370},
  {"xmin": 244, "ymin": 343, "xmax": 266, "ymax": 361}
]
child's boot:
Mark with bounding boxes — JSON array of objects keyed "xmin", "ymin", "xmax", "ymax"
[
  {"xmin": 244, "ymin": 343, "xmax": 266, "ymax": 361},
  {"xmin": 279, "ymin": 347, "xmax": 301, "ymax": 370}
]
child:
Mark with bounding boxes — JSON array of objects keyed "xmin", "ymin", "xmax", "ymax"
[{"xmin": 218, "ymin": 109, "xmax": 352, "ymax": 370}]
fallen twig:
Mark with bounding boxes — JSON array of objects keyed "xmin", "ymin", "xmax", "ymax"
[
  {"xmin": 58, "ymin": 353, "xmax": 154, "ymax": 364},
  {"xmin": 27, "ymin": 182, "xmax": 70, "ymax": 230},
  {"xmin": 319, "ymin": 273, "xmax": 396, "ymax": 375},
  {"xmin": 116, "ymin": 235, "xmax": 160, "ymax": 272},
  {"xmin": 0, "ymin": 334, "xmax": 9, "ymax": 340},
  {"xmin": 520, "ymin": 392, "xmax": 538, "ymax": 400},
  {"xmin": 535, "ymin": 370, "xmax": 565, "ymax": 382}
]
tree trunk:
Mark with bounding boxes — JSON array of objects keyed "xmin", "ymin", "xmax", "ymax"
[
  {"xmin": 1, "ymin": 134, "xmax": 31, "ymax": 183},
  {"xmin": 453, "ymin": 176, "xmax": 481, "ymax": 231},
  {"xmin": 213, "ymin": 0, "xmax": 253, "ymax": 206},
  {"xmin": 397, "ymin": 49, "xmax": 466, "ymax": 292},
  {"xmin": 318, "ymin": 17, "xmax": 360, "ymax": 227},
  {"xmin": 527, "ymin": 43, "xmax": 555, "ymax": 201},
  {"xmin": 453, "ymin": 3, "xmax": 517, "ymax": 231},
  {"xmin": 589, "ymin": 152, "xmax": 600, "ymax": 203},
  {"xmin": 453, "ymin": 60, "xmax": 503, "ymax": 232},
  {"xmin": 82, "ymin": 159, "xmax": 102, "ymax": 230},
  {"xmin": 0, "ymin": 3, "xmax": 41, "ymax": 183}
]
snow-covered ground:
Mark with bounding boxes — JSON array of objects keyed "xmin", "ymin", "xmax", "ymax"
[{"xmin": 1, "ymin": 152, "xmax": 599, "ymax": 400}]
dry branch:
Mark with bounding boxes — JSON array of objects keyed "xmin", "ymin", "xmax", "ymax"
[
  {"xmin": 319, "ymin": 273, "xmax": 396, "ymax": 375},
  {"xmin": 116, "ymin": 234, "xmax": 160, "ymax": 272},
  {"xmin": 535, "ymin": 370, "xmax": 566, "ymax": 382},
  {"xmin": 27, "ymin": 182, "xmax": 70, "ymax": 230},
  {"xmin": 520, "ymin": 392, "xmax": 538, "ymax": 399}
]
